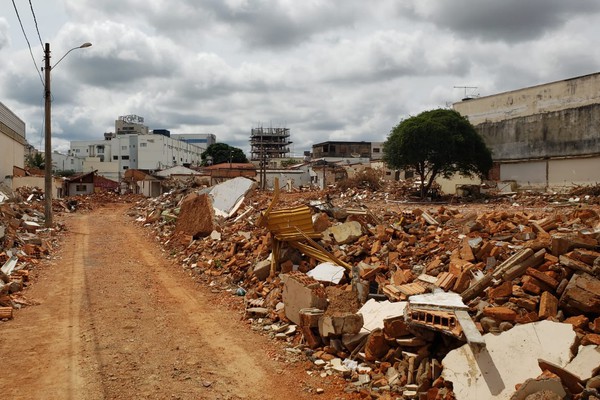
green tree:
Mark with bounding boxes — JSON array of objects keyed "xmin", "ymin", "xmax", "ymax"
[
  {"xmin": 201, "ymin": 143, "xmax": 248, "ymax": 166},
  {"xmin": 383, "ymin": 109, "xmax": 492, "ymax": 198},
  {"xmin": 25, "ymin": 153, "xmax": 45, "ymax": 169}
]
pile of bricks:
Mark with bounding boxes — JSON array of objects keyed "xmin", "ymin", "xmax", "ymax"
[
  {"xmin": 0, "ymin": 187, "xmax": 62, "ymax": 320},
  {"xmin": 131, "ymin": 183, "xmax": 600, "ymax": 399}
]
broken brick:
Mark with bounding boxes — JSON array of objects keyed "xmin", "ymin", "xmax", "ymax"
[
  {"xmin": 482, "ymin": 307, "xmax": 517, "ymax": 322},
  {"xmin": 538, "ymin": 292, "xmax": 558, "ymax": 319}
]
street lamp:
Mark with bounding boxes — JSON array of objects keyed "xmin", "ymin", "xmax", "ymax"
[{"xmin": 44, "ymin": 42, "xmax": 91, "ymax": 227}]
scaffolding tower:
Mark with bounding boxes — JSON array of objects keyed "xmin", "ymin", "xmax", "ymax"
[
  {"xmin": 250, "ymin": 127, "xmax": 292, "ymax": 161},
  {"xmin": 250, "ymin": 127, "xmax": 292, "ymax": 190}
]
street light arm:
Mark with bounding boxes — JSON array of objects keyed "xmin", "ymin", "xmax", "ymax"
[{"xmin": 52, "ymin": 42, "xmax": 92, "ymax": 70}]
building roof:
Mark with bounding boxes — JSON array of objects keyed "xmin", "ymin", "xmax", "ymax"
[
  {"xmin": 65, "ymin": 170, "xmax": 96, "ymax": 183},
  {"xmin": 155, "ymin": 165, "xmax": 202, "ymax": 177},
  {"xmin": 203, "ymin": 162, "xmax": 257, "ymax": 170}
]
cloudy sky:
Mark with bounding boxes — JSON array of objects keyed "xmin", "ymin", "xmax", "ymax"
[{"xmin": 1, "ymin": 1, "xmax": 600, "ymax": 156}]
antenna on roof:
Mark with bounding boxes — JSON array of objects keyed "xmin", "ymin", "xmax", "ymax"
[{"xmin": 454, "ymin": 86, "xmax": 479, "ymax": 101}]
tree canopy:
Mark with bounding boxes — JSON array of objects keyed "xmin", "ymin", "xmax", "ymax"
[
  {"xmin": 201, "ymin": 143, "xmax": 248, "ymax": 166},
  {"xmin": 25, "ymin": 153, "xmax": 45, "ymax": 170},
  {"xmin": 383, "ymin": 109, "xmax": 492, "ymax": 198}
]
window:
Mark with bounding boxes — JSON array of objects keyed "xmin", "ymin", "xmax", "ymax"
[
  {"xmin": 373, "ymin": 148, "xmax": 381, "ymax": 153},
  {"xmin": 70, "ymin": 159, "xmax": 74, "ymax": 165},
  {"xmin": 121, "ymin": 145, "xmax": 127, "ymax": 150},
  {"xmin": 75, "ymin": 149, "xmax": 80, "ymax": 153},
  {"xmin": 140, "ymin": 142, "xmax": 147, "ymax": 148},
  {"xmin": 123, "ymin": 166, "xmax": 128, "ymax": 170},
  {"xmin": 76, "ymin": 184, "xmax": 86, "ymax": 191},
  {"xmin": 113, "ymin": 156, "xmax": 118, "ymax": 160},
  {"xmin": 122, "ymin": 155, "xmax": 129, "ymax": 160}
]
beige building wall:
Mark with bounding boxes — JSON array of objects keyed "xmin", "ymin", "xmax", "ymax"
[
  {"xmin": 0, "ymin": 134, "xmax": 25, "ymax": 181},
  {"xmin": 548, "ymin": 157, "xmax": 600, "ymax": 188},
  {"xmin": 454, "ymin": 73, "xmax": 600, "ymax": 125},
  {"xmin": 500, "ymin": 161, "xmax": 547, "ymax": 187},
  {"xmin": 83, "ymin": 158, "xmax": 120, "ymax": 181},
  {"xmin": 498, "ymin": 157, "xmax": 600, "ymax": 191},
  {"xmin": 0, "ymin": 101, "xmax": 26, "ymax": 182}
]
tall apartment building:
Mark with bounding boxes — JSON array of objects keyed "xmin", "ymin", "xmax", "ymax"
[
  {"xmin": 250, "ymin": 127, "xmax": 292, "ymax": 162},
  {"xmin": 0, "ymin": 101, "xmax": 26, "ymax": 182}
]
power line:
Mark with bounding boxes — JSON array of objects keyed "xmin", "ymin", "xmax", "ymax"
[
  {"xmin": 11, "ymin": 0, "xmax": 44, "ymax": 88},
  {"xmin": 28, "ymin": 0, "xmax": 44, "ymax": 49}
]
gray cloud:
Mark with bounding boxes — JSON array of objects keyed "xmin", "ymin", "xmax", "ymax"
[
  {"xmin": 0, "ymin": 0, "xmax": 599, "ymax": 157},
  {"xmin": 398, "ymin": 0, "xmax": 600, "ymax": 43},
  {"xmin": 0, "ymin": 18, "xmax": 9, "ymax": 50}
]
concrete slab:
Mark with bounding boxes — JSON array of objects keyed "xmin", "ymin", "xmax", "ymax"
[
  {"xmin": 200, "ymin": 177, "xmax": 256, "ymax": 218},
  {"xmin": 357, "ymin": 298, "xmax": 408, "ymax": 333},
  {"xmin": 564, "ymin": 345, "xmax": 600, "ymax": 381},
  {"xmin": 441, "ymin": 320, "xmax": 576, "ymax": 400},
  {"xmin": 509, "ymin": 377, "xmax": 566, "ymax": 400},
  {"xmin": 307, "ymin": 262, "xmax": 345, "ymax": 284},
  {"xmin": 408, "ymin": 290, "xmax": 469, "ymax": 310}
]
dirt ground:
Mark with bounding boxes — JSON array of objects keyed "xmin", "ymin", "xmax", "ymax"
[{"xmin": 0, "ymin": 203, "xmax": 354, "ymax": 400}]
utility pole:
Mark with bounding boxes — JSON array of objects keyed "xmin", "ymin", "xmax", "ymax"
[
  {"xmin": 42, "ymin": 42, "xmax": 91, "ymax": 227},
  {"xmin": 44, "ymin": 43, "xmax": 52, "ymax": 227}
]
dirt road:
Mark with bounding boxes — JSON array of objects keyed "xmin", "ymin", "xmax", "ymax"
[{"xmin": 0, "ymin": 203, "xmax": 349, "ymax": 400}]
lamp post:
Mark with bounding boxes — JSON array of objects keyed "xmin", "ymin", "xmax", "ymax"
[{"xmin": 44, "ymin": 42, "xmax": 91, "ymax": 227}]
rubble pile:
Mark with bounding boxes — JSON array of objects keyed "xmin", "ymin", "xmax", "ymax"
[
  {"xmin": 132, "ymin": 179, "xmax": 600, "ymax": 399},
  {"xmin": 0, "ymin": 187, "xmax": 62, "ymax": 320},
  {"xmin": 130, "ymin": 179, "xmax": 600, "ymax": 399}
]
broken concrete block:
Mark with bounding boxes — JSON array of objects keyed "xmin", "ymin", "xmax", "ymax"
[
  {"xmin": 510, "ymin": 377, "xmax": 566, "ymax": 400},
  {"xmin": 306, "ymin": 262, "xmax": 345, "ymax": 284},
  {"xmin": 564, "ymin": 345, "xmax": 600, "ymax": 382},
  {"xmin": 251, "ymin": 259, "xmax": 271, "ymax": 281},
  {"xmin": 441, "ymin": 321, "xmax": 576, "ymax": 400},
  {"xmin": 282, "ymin": 272, "xmax": 328, "ymax": 326},
  {"xmin": 355, "ymin": 298, "xmax": 407, "ymax": 335},
  {"xmin": 323, "ymin": 221, "xmax": 362, "ymax": 245},
  {"xmin": 537, "ymin": 359, "xmax": 585, "ymax": 395},
  {"xmin": 318, "ymin": 313, "xmax": 363, "ymax": 337}
]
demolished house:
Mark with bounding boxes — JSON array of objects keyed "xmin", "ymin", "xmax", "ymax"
[
  {"xmin": 126, "ymin": 176, "xmax": 600, "ymax": 399},
  {"xmin": 4, "ymin": 173, "xmax": 599, "ymax": 399}
]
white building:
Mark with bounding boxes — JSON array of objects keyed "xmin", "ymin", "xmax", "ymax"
[
  {"xmin": 51, "ymin": 151, "xmax": 85, "ymax": 173},
  {"xmin": 0, "ymin": 101, "xmax": 26, "ymax": 182},
  {"xmin": 170, "ymin": 133, "xmax": 216, "ymax": 152},
  {"xmin": 70, "ymin": 115, "xmax": 205, "ymax": 181}
]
